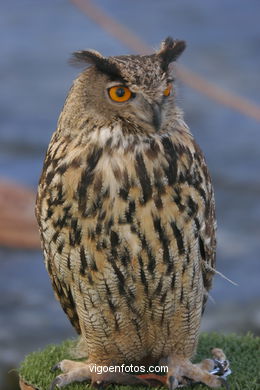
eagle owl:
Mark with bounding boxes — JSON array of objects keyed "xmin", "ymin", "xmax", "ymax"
[{"xmin": 36, "ymin": 37, "xmax": 229, "ymax": 389}]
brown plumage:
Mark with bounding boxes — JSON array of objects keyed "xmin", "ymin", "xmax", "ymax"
[{"xmin": 36, "ymin": 37, "xmax": 229, "ymax": 389}]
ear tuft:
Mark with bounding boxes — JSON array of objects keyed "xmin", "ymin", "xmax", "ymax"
[
  {"xmin": 70, "ymin": 49, "xmax": 123, "ymax": 80},
  {"xmin": 158, "ymin": 37, "xmax": 186, "ymax": 71},
  {"xmin": 70, "ymin": 49, "xmax": 104, "ymax": 67}
]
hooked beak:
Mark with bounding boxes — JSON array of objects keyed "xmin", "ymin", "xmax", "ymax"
[{"xmin": 151, "ymin": 103, "xmax": 161, "ymax": 131}]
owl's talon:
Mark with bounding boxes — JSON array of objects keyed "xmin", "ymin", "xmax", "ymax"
[
  {"xmin": 168, "ymin": 376, "xmax": 179, "ymax": 390},
  {"xmin": 50, "ymin": 362, "xmax": 61, "ymax": 373},
  {"xmin": 218, "ymin": 377, "xmax": 230, "ymax": 390},
  {"xmin": 210, "ymin": 359, "xmax": 231, "ymax": 379},
  {"xmin": 49, "ymin": 375, "xmax": 63, "ymax": 390},
  {"xmin": 211, "ymin": 360, "xmax": 225, "ymax": 376}
]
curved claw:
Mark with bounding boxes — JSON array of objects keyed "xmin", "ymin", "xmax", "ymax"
[
  {"xmin": 219, "ymin": 377, "xmax": 230, "ymax": 390},
  {"xmin": 168, "ymin": 376, "xmax": 179, "ymax": 390},
  {"xmin": 50, "ymin": 363, "xmax": 61, "ymax": 373},
  {"xmin": 210, "ymin": 359, "xmax": 231, "ymax": 379},
  {"xmin": 213, "ymin": 360, "xmax": 225, "ymax": 376},
  {"xmin": 49, "ymin": 375, "xmax": 63, "ymax": 390}
]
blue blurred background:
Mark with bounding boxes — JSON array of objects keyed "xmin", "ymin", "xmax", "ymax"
[{"xmin": 0, "ymin": 1, "xmax": 259, "ymax": 389}]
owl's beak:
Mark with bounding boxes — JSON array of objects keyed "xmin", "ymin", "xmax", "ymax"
[{"xmin": 151, "ymin": 103, "xmax": 161, "ymax": 131}]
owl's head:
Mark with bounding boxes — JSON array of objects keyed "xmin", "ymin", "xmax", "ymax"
[{"xmin": 69, "ymin": 37, "xmax": 186, "ymax": 134}]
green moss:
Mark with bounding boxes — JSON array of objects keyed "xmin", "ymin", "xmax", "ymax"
[{"xmin": 19, "ymin": 333, "xmax": 260, "ymax": 390}]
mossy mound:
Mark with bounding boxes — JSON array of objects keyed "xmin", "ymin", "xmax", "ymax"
[{"xmin": 19, "ymin": 333, "xmax": 260, "ymax": 390}]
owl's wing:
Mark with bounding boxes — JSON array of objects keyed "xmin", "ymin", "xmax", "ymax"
[
  {"xmin": 194, "ymin": 143, "xmax": 216, "ymax": 309},
  {"xmin": 49, "ymin": 267, "xmax": 81, "ymax": 334},
  {"xmin": 197, "ymin": 184, "xmax": 216, "ymax": 313},
  {"xmin": 172, "ymin": 136, "xmax": 216, "ymax": 312},
  {"xmin": 44, "ymin": 248, "xmax": 81, "ymax": 334},
  {"xmin": 143, "ymin": 134, "xmax": 217, "ymax": 314},
  {"xmin": 36, "ymin": 196, "xmax": 81, "ymax": 334}
]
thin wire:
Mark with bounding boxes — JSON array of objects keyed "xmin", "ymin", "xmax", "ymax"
[{"xmin": 71, "ymin": 0, "xmax": 260, "ymax": 122}]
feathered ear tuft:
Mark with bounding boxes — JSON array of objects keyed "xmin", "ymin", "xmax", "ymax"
[
  {"xmin": 70, "ymin": 49, "xmax": 123, "ymax": 79},
  {"xmin": 70, "ymin": 49, "xmax": 104, "ymax": 66},
  {"xmin": 158, "ymin": 37, "xmax": 186, "ymax": 71}
]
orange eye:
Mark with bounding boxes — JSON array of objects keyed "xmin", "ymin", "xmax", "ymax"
[
  {"xmin": 163, "ymin": 84, "xmax": 172, "ymax": 97},
  {"xmin": 108, "ymin": 86, "xmax": 132, "ymax": 102}
]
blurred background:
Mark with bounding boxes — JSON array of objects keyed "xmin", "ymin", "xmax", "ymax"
[{"xmin": 1, "ymin": 0, "xmax": 259, "ymax": 389}]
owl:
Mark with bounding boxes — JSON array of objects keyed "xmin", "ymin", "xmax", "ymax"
[{"xmin": 36, "ymin": 37, "xmax": 230, "ymax": 389}]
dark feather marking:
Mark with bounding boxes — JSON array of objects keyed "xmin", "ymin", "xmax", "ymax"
[
  {"xmin": 154, "ymin": 276, "xmax": 163, "ymax": 296},
  {"xmin": 147, "ymin": 248, "xmax": 156, "ymax": 274},
  {"xmin": 119, "ymin": 188, "xmax": 129, "ymax": 200},
  {"xmin": 199, "ymin": 236, "xmax": 206, "ymax": 260},
  {"xmin": 130, "ymin": 225, "xmax": 137, "ymax": 234},
  {"xmin": 98, "ymin": 209, "xmax": 106, "ymax": 221},
  {"xmin": 89, "ymin": 256, "xmax": 98, "ymax": 272},
  {"xmin": 57, "ymin": 240, "xmax": 65, "ymax": 254},
  {"xmin": 52, "ymin": 231, "xmax": 59, "ymax": 243},
  {"xmin": 110, "ymin": 230, "xmax": 119, "ymax": 247},
  {"xmin": 125, "ymin": 200, "xmax": 135, "ymax": 223},
  {"xmin": 161, "ymin": 137, "xmax": 178, "ymax": 185},
  {"xmin": 153, "ymin": 217, "xmax": 171, "ymax": 264},
  {"xmin": 154, "ymin": 195, "xmax": 163, "ymax": 209},
  {"xmin": 135, "ymin": 153, "xmax": 152, "ymax": 204},
  {"xmin": 160, "ymin": 305, "xmax": 166, "ymax": 326},
  {"xmin": 138, "ymin": 255, "xmax": 149, "ymax": 294},
  {"xmin": 187, "ymin": 196, "xmax": 199, "ymax": 217},
  {"xmin": 171, "ymin": 273, "xmax": 176, "ymax": 290},
  {"xmin": 194, "ymin": 217, "xmax": 200, "ymax": 231},
  {"xmin": 166, "ymin": 261, "xmax": 174, "ymax": 276},
  {"xmin": 110, "ymin": 259, "xmax": 126, "ymax": 296},
  {"xmin": 180, "ymin": 286, "xmax": 184, "ymax": 303},
  {"xmin": 140, "ymin": 235, "xmax": 156, "ymax": 275},
  {"xmin": 202, "ymin": 294, "xmax": 208, "ymax": 315},
  {"xmin": 69, "ymin": 218, "xmax": 82, "ymax": 246},
  {"xmin": 78, "ymin": 147, "xmax": 102, "ymax": 215},
  {"xmin": 172, "ymin": 188, "xmax": 185, "ymax": 213},
  {"xmin": 120, "ymin": 247, "xmax": 131, "ymax": 267},
  {"xmin": 145, "ymin": 139, "xmax": 160, "ymax": 160},
  {"xmin": 105, "ymin": 216, "xmax": 114, "ymax": 234},
  {"xmin": 170, "ymin": 221, "xmax": 185, "ymax": 255},
  {"xmin": 45, "ymin": 170, "xmax": 55, "ymax": 186},
  {"xmin": 67, "ymin": 254, "xmax": 71, "ymax": 270},
  {"xmin": 49, "ymin": 183, "xmax": 64, "ymax": 207},
  {"xmin": 95, "ymin": 223, "xmax": 102, "ymax": 235},
  {"xmin": 53, "ymin": 205, "xmax": 71, "ymax": 229},
  {"xmin": 198, "ymin": 186, "xmax": 207, "ymax": 203},
  {"xmin": 80, "ymin": 246, "xmax": 88, "ymax": 275},
  {"xmin": 57, "ymin": 163, "xmax": 67, "ymax": 175},
  {"xmin": 88, "ymin": 228, "xmax": 95, "ymax": 241},
  {"xmin": 107, "ymin": 297, "xmax": 117, "ymax": 313},
  {"xmin": 191, "ymin": 264, "xmax": 196, "ymax": 289},
  {"xmin": 45, "ymin": 208, "xmax": 54, "ymax": 221},
  {"xmin": 104, "ymin": 280, "xmax": 111, "ymax": 298},
  {"xmin": 154, "ymin": 169, "xmax": 166, "ymax": 195},
  {"xmin": 87, "ymin": 272, "xmax": 94, "ymax": 285}
]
